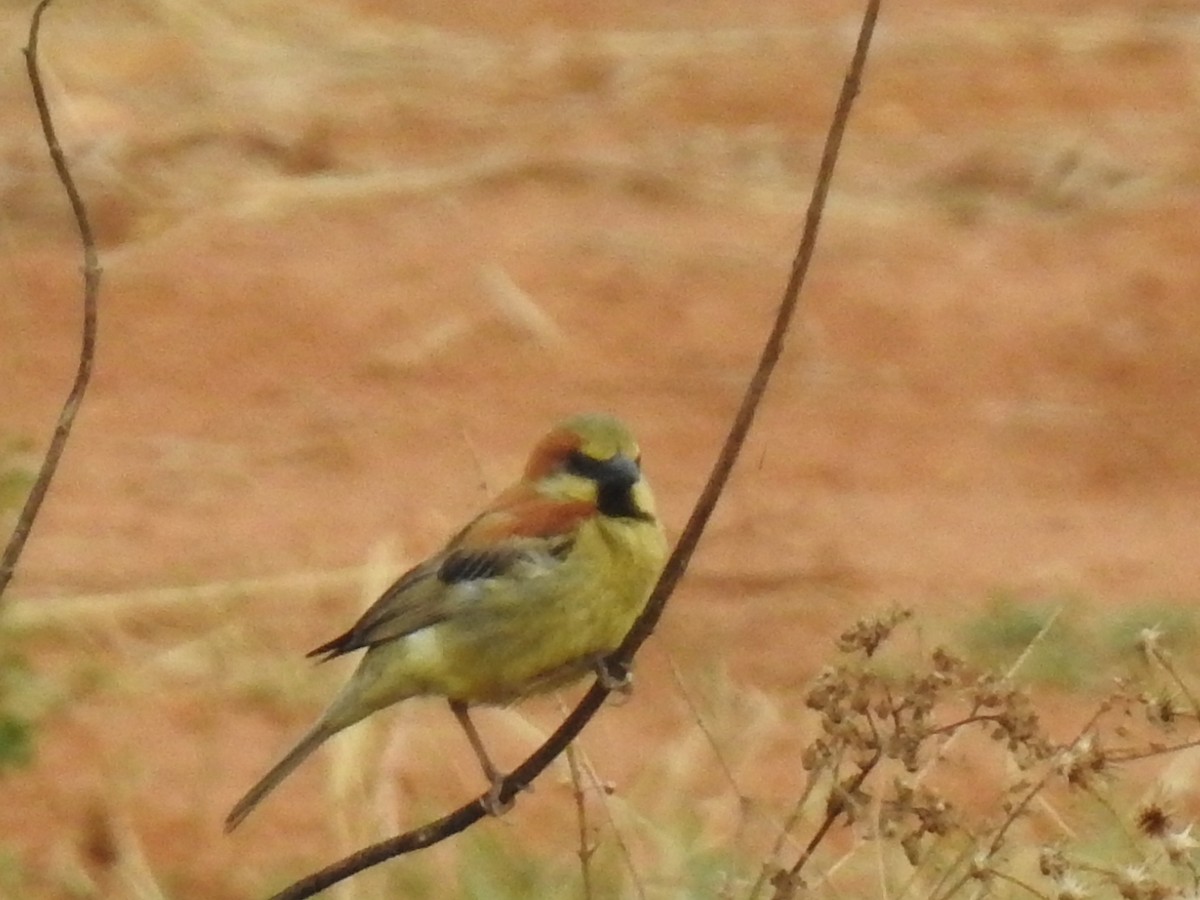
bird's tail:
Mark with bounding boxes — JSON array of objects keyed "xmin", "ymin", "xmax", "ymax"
[{"xmin": 225, "ymin": 721, "xmax": 333, "ymax": 832}]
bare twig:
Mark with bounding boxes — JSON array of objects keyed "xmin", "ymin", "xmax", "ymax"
[
  {"xmin": 267, "ymin": 0, "xmax": 880, "ymax": 895},
  {"xmin": 987, "ymin": 868, "xmax": 1050, "ymax": 899},
  {"xmin": 1140, "ymin": 628, "xmax": 1200, "ymax": 722},
  {"xmin": 748, "ymin": 759, "xmax": 831, "ymax": 900},
  {"xmin": 544, "ymin": 702, "xmax": 647, "ymax": 900},
  {"xmin": 570, "ymin": 746, "xmax": 648, "ymax": 900},
  {"xmin": 929, "ymin": 703, "xmax": 1113, "ymax": 900},
  {"xmin": 0, "ymin": 0, "xmax": 103, "ymax": 605},
  {"xmin": 613, "ymin": 0, "xmax": 879, "ymax": 671},
  {"xmin": 663, "ymin": 647, "xmax": 747, "ymax": 800},
  {"xmin": 1110, "ymin": 736, "xmax": 1200, "ymax": 764},
  {"xmin": 768, "ymin": 750, "xmax": 884, "ymax": 900},
  {"xmin": 564, "ymin": 743, "xmax": 596, "ymax": 900}
]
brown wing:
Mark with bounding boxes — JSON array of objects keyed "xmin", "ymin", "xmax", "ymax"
[
  {"xmin": 306, "ymin": 559, "xmax": 444, "ymax": 661},
  {"xmin": 444, "ymin": 482, "xmax": 595, "ymax": 548},
  {"xmin": 307, "ymin": 490, "xmax": 592, "ymax": 661}
]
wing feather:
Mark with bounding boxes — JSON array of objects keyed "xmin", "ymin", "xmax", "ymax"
[
  {"xmin": 306, "ymin": 560, "xmax": 443, "ymax": 660},
  {"xmin": 307, "ymin": 492, "xmax": 592, "ymax": 661}
]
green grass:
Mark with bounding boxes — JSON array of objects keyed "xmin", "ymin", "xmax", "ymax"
[
  {"xmin": 456, "ymin": 831, "xmax": 587, "ymax": 900},
  {"xmin": 960, "ymin": 592, "xmax": 1200, "ymax": 689},
  {"xmin": 1101, "ymin": 603, "xmax": 1200, "ymax": 665},
  {"xmin": 0, "ymin": 647, "xmax": 35, "ymax": 772},
  {"xmin": 0, "ymin": 846, "xmax": 25, "ymax": 897},
  {"xmin": 962, "ymin": 592, "xmax": 1084, "ymax": 687}
]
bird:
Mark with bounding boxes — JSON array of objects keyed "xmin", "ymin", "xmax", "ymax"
[{"xmin": 225, "ymin": 412, "xmax": 668, "ymax": 832}]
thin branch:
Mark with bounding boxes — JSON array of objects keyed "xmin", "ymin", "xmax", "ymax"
[
  {"xmin": 662, "ymin": 647, "xmax": 746, "ymax": 801},
  {"xmin": 564, "ymin": 743, "xmax": 596, "ymax": 900},
  {"xmin": 930, "ymin": 702, "xmax": 1112, "ymax": 900},
  {"xmin": 770, "ymin": 750, "xmax": 884, "ymax": 900},
  {"xmin": 747, "ymin": 752, "xmax": 835, "ymax": 900},
  {"xmin": 0, "ymin": 0, "xmax": 102, "ymax": 605},
  {"xmin": 1142, "ymin": 632, "xmax": 1200, "ymax": 722},
  {"xmin": 569, "ymin": 742, "xmax": 648, "ymax": 900},
  {"xmin": 987, "ymin": 868, "xmax": 1052, "ymax": 900},
  {"xmin": 613, "ymin": 0, "xmax": 880, "ymax": 670},
  {"xmin": 1109, "ymin": 736, "xmax": 1200, "ymax": 764},
  {"xmin": 927, "ymin": 714, "xmax": 1010, "ymax": 736},
  {"xmin": 267, "ymin": 1, "xmax": 881, "ymax": 895}
]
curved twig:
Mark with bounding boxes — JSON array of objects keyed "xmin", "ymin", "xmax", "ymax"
[
  {"xmin": 0, "ymin": 0, "xmax": 102, "ymax": 604},
  {"xmin": 269, "ymin": 2, "xmax": 881, "ymax": 896}
]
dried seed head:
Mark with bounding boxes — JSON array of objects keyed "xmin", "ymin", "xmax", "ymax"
[
  {"xmin": 1112, "ymin": 863, "xmax": 1171, "ymax": 900},
  {"xmin": 1164, "ymin": 824, "xmax": 1199, "ymax": 864},
  {"xmin": 1136, "ymin": 625, "xmax": 1165, "ymax": 658},
  {"xmin": 1040, "ymin": 845, "xmax": 1069, "ymax": 879},
  {"xmin": 835, "ymin": 607, "xmax": 913, "ymax": 657},
  {"xmin": 1142, "ymin": 691, "xmax": 1180, "ymax": 729},
  {"xmin": 1136, "ymin": 802, "xmax": 1171, "ymax": 838},
  {"xmin": 1054, "ymin": 872, "xmax": 1090, "ymax": 900},
  {"xmin": 1057, "ymin": 734, "xmax": 1109, "ymax": 790}
]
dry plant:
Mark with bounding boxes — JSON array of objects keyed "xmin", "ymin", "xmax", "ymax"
[
  {"xmin": 0, "ymin": 0, "xmax": 100, "ymax": 605},
  {"xmin": 720, "ymin": 610, "xmax": 1200, "ymax": 900}
]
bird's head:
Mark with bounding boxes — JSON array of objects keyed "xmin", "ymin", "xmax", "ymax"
[{"xmin": 524, "ymin": 413, "xmax": 657, "ymax": 522}]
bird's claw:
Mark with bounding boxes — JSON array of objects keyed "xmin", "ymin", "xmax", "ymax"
[
  {"xmin": 595, "ymin": 660, "xmax": 633, "ymax": 702},
  {"xmin": 481, "ymin": 776, "xmax": 517, "ymax": 816}
]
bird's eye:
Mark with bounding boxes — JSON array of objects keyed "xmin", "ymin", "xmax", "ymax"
[{"xmin": 564, "ymin": 449, "xmax": 602, "ymax": 479}]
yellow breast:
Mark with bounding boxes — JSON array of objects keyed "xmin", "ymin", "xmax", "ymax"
[{"xmin": 423, "ymin": 508, "xmax": 667, "ymax": 704}]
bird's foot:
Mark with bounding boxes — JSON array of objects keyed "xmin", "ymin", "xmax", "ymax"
[
  {"xmin": 481, "ymin": 775, "xmax": 516, "ymax": 817},
  {"xmin": 595, "ymin": 660, "xmax": 634, "ymax": 703}
]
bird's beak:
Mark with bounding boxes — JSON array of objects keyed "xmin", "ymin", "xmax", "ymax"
[{"xmin": 599, "ymin": 453, "xmax": 640, "ymax": 489}]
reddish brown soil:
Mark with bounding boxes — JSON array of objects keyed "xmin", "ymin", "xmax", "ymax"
[{"xmin": 2, "ymin": 1, "xmax": 1199, "ymax": 897}]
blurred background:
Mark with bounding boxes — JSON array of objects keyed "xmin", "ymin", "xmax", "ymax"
[{"xmin": 1, "ymin": 1, "xmax": 1198, "ymax": 897}]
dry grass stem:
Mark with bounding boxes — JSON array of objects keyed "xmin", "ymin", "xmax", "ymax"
[
  {"xmin": 0, "ymin": 0, "xmax": 101, "ymax": 605},
  {"xmin": 565, "ymin": 742, "xmax": 596, "ymax": 900}
]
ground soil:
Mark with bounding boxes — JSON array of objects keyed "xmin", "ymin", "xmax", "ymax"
[{"xmin": 1, "ymin": 2, "xmax": 1199, "ymax": 898}]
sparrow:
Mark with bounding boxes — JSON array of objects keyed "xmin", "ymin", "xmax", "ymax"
[{"xmin": 225, "ymin": 412, "xmax": 668, "ymax": 831}]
